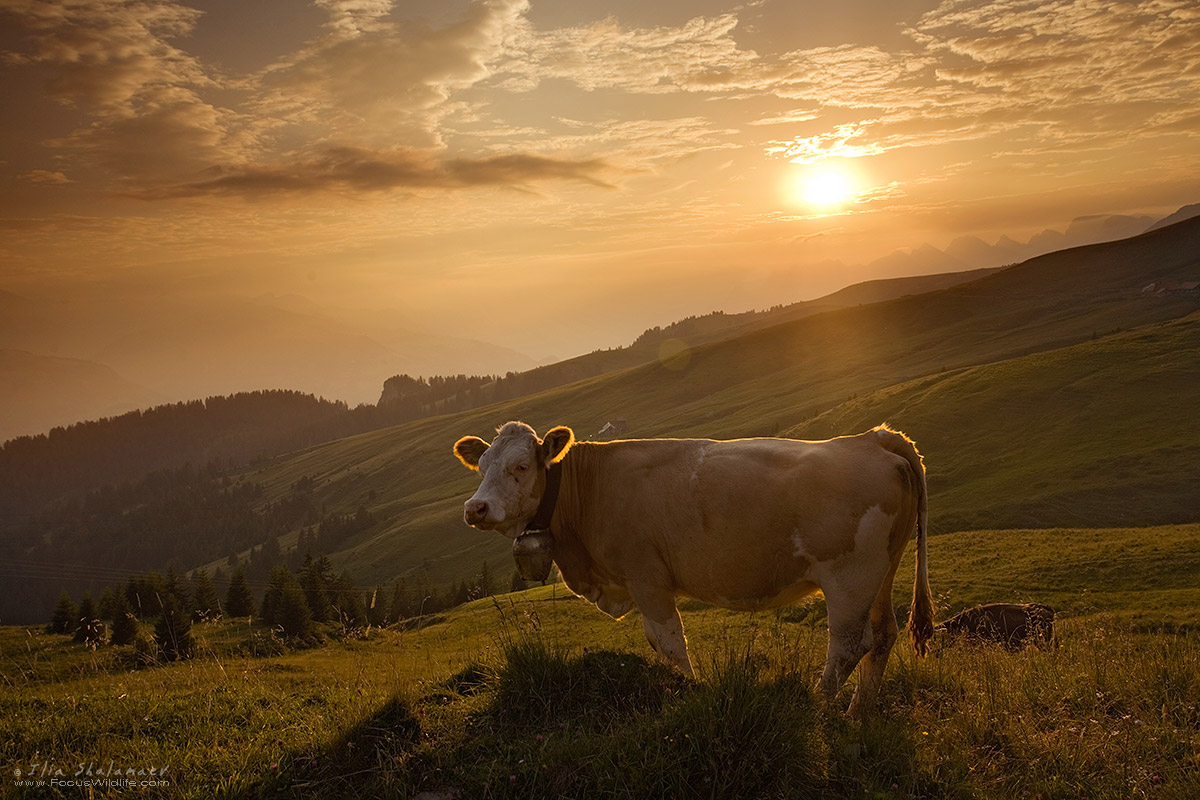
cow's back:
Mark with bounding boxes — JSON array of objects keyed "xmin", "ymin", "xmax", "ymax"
[{"xmin": 565, "ymin": 432, "xmax": 915, "ymax": 609}]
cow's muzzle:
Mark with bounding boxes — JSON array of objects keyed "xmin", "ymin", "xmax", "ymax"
[{"xmin": 464, "ymin": 499, "xmax": 490, "ymax": 527}]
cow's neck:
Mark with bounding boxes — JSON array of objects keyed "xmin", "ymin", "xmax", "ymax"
[
  {"xmin": 527, "ymin": 462, "xmax": 562, "ymax": 531},
  {"xmin": 546, "ymin": 443, "xmax": 600, "ymax": 589}
]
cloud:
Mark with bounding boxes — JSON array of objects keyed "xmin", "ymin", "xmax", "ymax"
[
  {"xmin": 0, "ymin": 0, "xmax": 210, "ymax": 109},
  {"xmin": 5, "ymin": 0, "xmax": 1198, "ymax": 208},
  {"xmin": 0, "ymin": 0, "xmax": 253, "ymax": 183},
  {"xmin": 132, "ymin": 146, "xmax": 614, "ymax": 198},
  {"xmin": 19, "ymin": 169, "xmax": 71, "ymax": 184},
  {"xmin": 756, "ymin": 0, "xmax": 1200, "ymax": 166},
  {"xmin": 496, "ymin": 13, "xmax": 759, "ymax": 93},
  {"xmin": 253, "ymin": 0, "xmax": 531, "ymax": 148}
]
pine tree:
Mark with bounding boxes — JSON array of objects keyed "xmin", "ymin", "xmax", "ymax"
[
  {"xmin": 261, "ymin": 565, "xmax": 289, "ymax": 627},
  {"xmin": 277, "ymin": 579, "xmax": 313, "ymax": 639},
  {"xmin": 191, "ymin": 567, "xmax": 220, "ymax": 621},
  {"xmin": 453, "ymin": 580, "xmax": 471, "ymax": 608},
  {"xmin": 47, "ymin": 590, "xmax": 77, "ymax": 635},
  {"xmin": 509, "ymin": 571, "xmax": 528, "ymax": 594},
  {"xmin": 331, "ymin": 571, "xmax": 366, "ymax": 629},
  {"xmin": 109, "ymin": 592, "xmax": 138, "ymax": 646},
  {"xmin": 98, "ymin": 586, "xmax": 120, "ymax": 621},
  {"xmin": 164, "ymin": 565, "xmax": 192, "ymax": 618},
  {"xmin": 125, "ymin": 572, "xmax": 166, "ymax": 619},
  {"xmin": 479, "ymin": 560, "xmax": 495, "ymax": 598},
  {"xmin": 389, "ymin": 579, "xmax": 410, "ymax": 624},
  {"xmin": 366, "ymin": 586, "xmax": 389, "ymax": 628},
  {"xmin": 73, "ymin": 592, "xmax": 104, "ymax": 647},
  {"xmin": 299, "ymin": 553, "xmax": 333, "ymax": 622},
  {"xmin": 154, "ymin": 594, "xmax": 194, "ymax": 661},
  {"xmin": 224, "ymin": 567, "xmax": 255, "ymax": 618},
  {"xmin": 211, "ymin": 566, "xmax": 228, "ymax": 596},
  {"xmin": 262, "ymin": 565, "xmax": 312, "ymax": 639}
]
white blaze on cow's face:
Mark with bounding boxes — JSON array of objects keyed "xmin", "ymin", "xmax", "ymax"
[{"xmin": 453, "ymin": 422, "xmax": 574, "ymax": 538}]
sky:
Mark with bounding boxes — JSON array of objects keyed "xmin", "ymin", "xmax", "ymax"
[{"xmin": 2, "ymin": 0, "xmax": 1200, "ymax": 361}]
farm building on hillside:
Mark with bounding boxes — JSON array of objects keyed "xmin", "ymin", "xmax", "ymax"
[
  {"xmin": 596, "ymin": 418, "xmax": 628, "ymax": 439},
  {"xmin": 1142, "ymin": 280, "xmax": 1200, "ymax": 295}
]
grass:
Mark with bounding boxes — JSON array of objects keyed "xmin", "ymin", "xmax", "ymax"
[
  {"xmin": 4, "ymin": 525, "xmax": 1200, "ymax": 797},
  {"xmin": 787, "ymin": 313, "xmax": 1200, "ymax": 534}
]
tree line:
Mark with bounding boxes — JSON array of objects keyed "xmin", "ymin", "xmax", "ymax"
[
  {"xmin": 0, "ymin": 463, "xmax": 375, "ymax": 624},
  {"xmin": 44, "ymin": 555, "xmax": 530, "ymax": 660}
]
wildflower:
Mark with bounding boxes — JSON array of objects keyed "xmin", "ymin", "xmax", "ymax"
[{"xmin": 536, "ymin": 734, "xmax": 543, "ymax": 743}]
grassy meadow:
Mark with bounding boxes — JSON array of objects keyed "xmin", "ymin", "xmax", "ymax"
[{"xmin": 4, "ymin": 524, "xmax": 1199, "ymax": 798}]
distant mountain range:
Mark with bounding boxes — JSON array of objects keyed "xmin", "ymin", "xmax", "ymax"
[
  {"xmin": 860, "ymin": 213, "xmax": 1163, "ymax": 280},
  {"xmin": 0, "ymin": 204, "xmax": 1195, "ymax": 443},
  {"xmin": 0, "ymin": 292, "xmax": 535, "ymax": 442}
]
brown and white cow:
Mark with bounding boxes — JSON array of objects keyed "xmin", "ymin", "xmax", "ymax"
[
  {"xmin": 936, "ymin": 603, "xmax": 1056, "ymax": 650},
  {"xmin": 453, "ymin": 421, "xmax": 934, "ymax": 714}
]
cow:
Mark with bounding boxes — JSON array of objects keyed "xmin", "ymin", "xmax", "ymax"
[
  {"xmin": 936, "ymin": 603, "xmax": 1056, "ymax": 650},
  {"xmin": 453, "ymin": 421, "xmax": 934, "ymax": 715}
]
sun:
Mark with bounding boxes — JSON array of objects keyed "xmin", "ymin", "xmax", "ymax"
[{"xmin": 789, "ymin": 166, "xmax": 859, "ymax": 210}]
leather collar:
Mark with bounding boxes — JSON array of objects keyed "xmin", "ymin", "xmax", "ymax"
[{"xmin": 526, "ymin": 462, "xmax": 561, "ymax": 531}]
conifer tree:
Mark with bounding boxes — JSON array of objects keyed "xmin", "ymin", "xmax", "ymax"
[
  {"xmin": 299, "ymin": 553, "xmax": 333, "ymax": 622},
  {"xmin": 98, "ymin": 586, "xmax": 120, "ymax": 621},
  {"xmin": 154, "ymin": 594, "xmax": 194, "ymax": 661},
  {"xmin": 47, "ymin": 590, "xmax": 77, "ymax": 635},
  {"xmin": 109, "ymin": 591, "xmax": 138, "ymax": 646},
  {"xmin": 366, "ymin": 586, "xmax": 389, "ymax": 628},
  {"xmin": 509, "ymin": 571, "xmax": 528, "ymax": 594},
  {"xmin": 191, "ymin": 567, "xmax": 220, "ymax": 621},
  {"xmin": 389, "ymin": 579, "xmax": 410, "ymax": 623},
  {"xmin": 73, "ymin": 592, "xmax": 104, "ymax": 647},
  {"xmin": 479, "ymin": 560, "xmax": 495, "ymax": 598},
  {"xmin": 224, "ymin": 566, "xmax": 255, "ymax": 618},
  {"xmin": 262, "ymin": 565, "xmax": 312, "ymax": 638},
  {"xmin": 331, "ymin": 571, "xmax": 366, "ymax": 629},
  {"xmin": 125, "ymin": 572, "xmax": 166, "ymax": 619},
  {"xmin": 453, "ymin": 580, "xmax": 471, "ymax": 608},
  {"xmin": 164, "ymin": 565, "xmax": 192, "ymax": 618},
  {"xmin": 277, "ymin": 579, "xmax": 313, "ymax": 639}
]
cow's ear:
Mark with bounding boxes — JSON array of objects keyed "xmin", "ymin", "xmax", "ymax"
[
  {"xmin": 454, "ymin": 436, "xmax": 489, "ymax": 470},
  {"xmin": 540, "ymin": 426, "xmax": 574, "ymax": 466}
]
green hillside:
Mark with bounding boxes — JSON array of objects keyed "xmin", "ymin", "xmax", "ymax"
[
  {"xmin": 786, "ymin": 311, "xmax": 1200, "ymax": 533},
  {"xmin": 230, "ymin": 217, "xmax": 1200, "ymax": 593}
]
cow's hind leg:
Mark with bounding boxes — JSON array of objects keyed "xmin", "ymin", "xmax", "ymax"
[
  {"xmin": 629, "ymin": 583, "xmax": 693, "ymax": 677},
  {"xmin": 847, "ymin": 574, "xmax": 899, "ymax": 717},
  {"xmin": 819, "ymin": 586, "xmax": 875, "ymax": 710}
]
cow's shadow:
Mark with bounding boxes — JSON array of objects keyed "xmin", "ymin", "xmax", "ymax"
[{"xmin": 236, "ymin": 694, "xmax": 421, "ymax": 799}]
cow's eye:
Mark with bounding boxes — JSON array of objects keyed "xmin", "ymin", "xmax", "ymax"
[{"xmin": 516, "ymin": 463, "xmax": 529, "ymax": 473}]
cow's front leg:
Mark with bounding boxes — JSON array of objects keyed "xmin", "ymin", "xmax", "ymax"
[{"xmin": 629, "ymin": 584, "xmax": 693, "ymax": 677}]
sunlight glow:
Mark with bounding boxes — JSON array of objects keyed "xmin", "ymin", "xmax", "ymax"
[{"xmin": 792, "ymin": 167, "xmax": 858, "ymax": 209}]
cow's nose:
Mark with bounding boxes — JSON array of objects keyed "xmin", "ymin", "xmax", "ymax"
[{"xmin": 465, "ymin": 499, "xmax": 489, "ymax": 525}]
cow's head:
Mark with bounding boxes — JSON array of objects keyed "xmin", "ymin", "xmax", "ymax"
[{"xmin": 453, "ymin": 421, "xmax": 574, "ymax": 538}]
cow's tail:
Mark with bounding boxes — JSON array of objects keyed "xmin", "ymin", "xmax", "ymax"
[{"xmin": 874, "ymin": 424, "xmax": 934, "ymax": 658}]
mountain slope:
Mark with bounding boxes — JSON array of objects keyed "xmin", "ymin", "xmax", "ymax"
[
  {"xmin": 0, "ymin": 350, "xmax": 162, "ymax": 442},
  {"xmin": 1146, "ymin": 202, "xmax": 1200, "ymax": 233},
  {"xmin": 230, "ymin": 216, "xmax": 1200, "ymax": 592},
  {"xmin": 785, "ymin": 311, "xmax": 1200, "ymax": 533}
]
